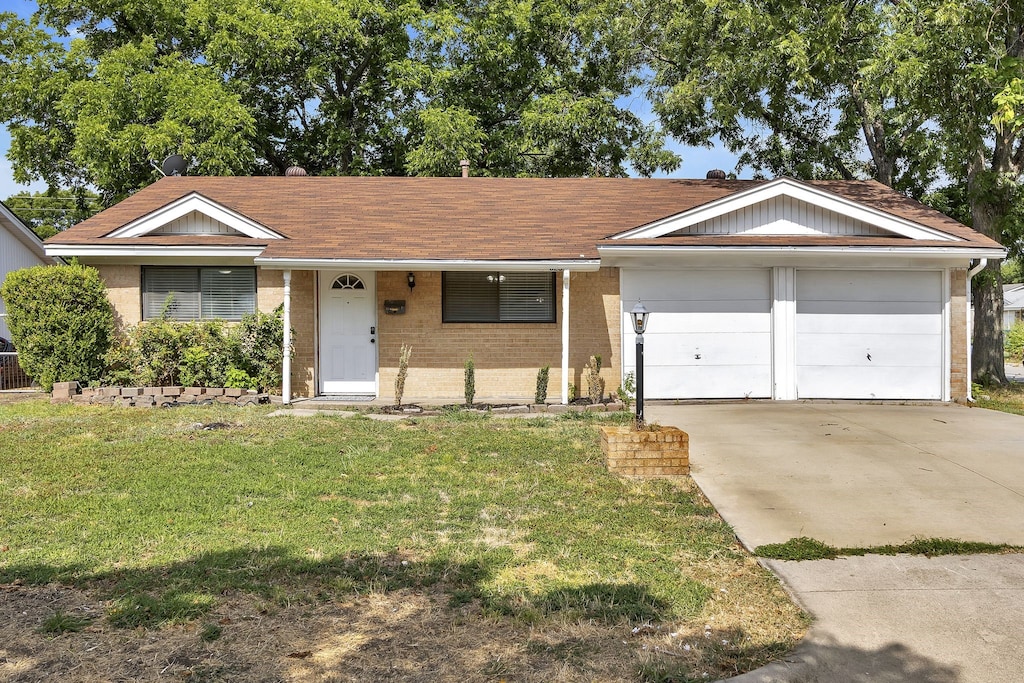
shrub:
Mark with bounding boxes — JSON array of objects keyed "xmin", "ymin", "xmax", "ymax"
[
  {"xmin": 395, "ymin": 344, "xmax": 412, "ymax": 407},
  {"xmin": 585, "ymin": 355, "xmax": 605, "ymax": 403},
  {"xmin": 224, "ymin": 367, "xmax": 257, "ymax": 390},
  {"xmin": 235, "ymin": 307, "xmax": 287, "ymax": 392},
  {"xmin": 464, "ymin": 355, "xmax": 475, "ymax": 407},
  {"xmin": 535, "ymin": 365, "xmax": 549, "ymax": 404},
  {"xmin": 0, "ymin": 264, "xmax": 115, "ymax": 391},
  {"xmin": 1007, "ymin": 321, "xmax": 1024, "ymax": 363}
]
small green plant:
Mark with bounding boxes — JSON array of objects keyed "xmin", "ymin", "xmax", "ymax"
[
  {"xmin": 585, "ymin": 354, "xmax": 605, "ymax": 403},
  {"xmin": 224, "ymin": 367, "xmax": 257, "ymax": 390},
  {"xmin": 568, "ymin": 383, "xmax": 578, "ymax": 401},
  {"xmin": 464, "ymin": 354, "xmax": 475, "ymax": 407},
  {"xmin": 395, "ymin": 344, "xmax": 412, "ymax": 407},
  {"xmin": 617, "ymin": 370, "xmax": 636, "ymax": 410},
  {"xmin": 1006, "ymin": 321, "xmax": 1024, "ymax": 363},
  {"xmin": 38, "ymin": 611, "xmax": 92, "ymax": 635},
  {"xmin": 199, "ymin": 623, "xmax": 223, "ymax": 642},
  {"xmin": 535, "ymin": 365, "xmax": 549, "ymax": 404}
]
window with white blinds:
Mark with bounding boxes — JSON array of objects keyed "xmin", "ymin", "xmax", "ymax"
[
  {"xmin": 442, "ymin": 272, "xmax": 555, "ymax": 323},
  {"xmin": 142, "ymin": 267, "xmax": 256, "ymax": 321}
]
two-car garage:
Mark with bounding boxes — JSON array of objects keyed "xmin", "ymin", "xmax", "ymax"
[{"xmin": 621, "ymin": 268, "xmax": 945, "ymax": 401}]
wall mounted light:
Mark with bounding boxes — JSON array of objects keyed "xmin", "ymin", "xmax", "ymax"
[{"xmin": 407, "ymin": 272, "xmax": 416, "ymax": 291}]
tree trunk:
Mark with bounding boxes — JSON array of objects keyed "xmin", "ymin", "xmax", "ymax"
[{"xmin": 971, "ymin": 260, "xmax": 1007, "ymax": 384}]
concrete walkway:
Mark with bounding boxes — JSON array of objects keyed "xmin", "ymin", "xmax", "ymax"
[{"xmin": 648, "ymin": 403, "xmax": 1024, "ymax": 683}]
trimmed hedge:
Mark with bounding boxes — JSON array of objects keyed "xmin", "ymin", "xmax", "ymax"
[{"xmin": 0, "ymin": 264, "xmax": 115, "ymax": 392}]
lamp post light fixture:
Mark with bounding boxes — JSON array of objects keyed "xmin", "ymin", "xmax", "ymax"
[
  {"xmin": 629, "ymin": 301, "xmax": 649, "ymax": 425},
  {"xmin": 407, "ymin": 272, "xmax": 416, "ymax": 291}
]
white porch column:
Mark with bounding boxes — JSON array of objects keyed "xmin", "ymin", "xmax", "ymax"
[
  {"xmin": 561, "ymin": 269, "xmax": 570, "ymax": 404},
  {"xmin": 282, "ymin": 270, "xmax": 292, "ymax": 404}
]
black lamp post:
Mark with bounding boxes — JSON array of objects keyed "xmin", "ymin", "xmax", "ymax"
[{"xmin": 630, "ymin": 301, "xmax": 649, "ymax": 425}]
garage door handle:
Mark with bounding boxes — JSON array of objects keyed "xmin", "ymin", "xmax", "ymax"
[
  {"xmin": 695, "ymin": 353, "xmax": 701, "ymax": 360},
  {"xmin": 866, "ymin": 353, "xmax": 871, "ymax": 361}
]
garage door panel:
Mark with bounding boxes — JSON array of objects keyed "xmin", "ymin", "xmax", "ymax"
[
  {"xmin": 797, "ymin": 271, "xmax": 941, "ymax": 302},
  {"xmin": 797, "ymin": 366, "xmax": 940, "ymax": 399},
  {"xmin": 638, "ymin": 310, "xmax": 771, "ymax": 334},
  {"xmin": 623, "ymin": 269, "xmax": 770, "ymax": 301},
  {"xmin": 644, "ymin": 332, "xmax": 773, "ymax": 364},
  {"xmin": 796, "ymin": 311, "xmax": 943, "ymax": 335},
  {"xmin": 795, "ymin": 270, "xmax": 943, "ymax": 400},
  {"xmin": 644, "ymin": 365, "xmax": 773, "ymax": 399},
  {"xmin": 796, "ymin": 333, "xmax": 941, "ymax": 367},
  {"xmin": 621, "ymin": 268, "xmax": 772, "ymax": 399}
]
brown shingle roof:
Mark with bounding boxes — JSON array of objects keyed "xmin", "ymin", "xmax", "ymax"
[{"xmin": 47, "ymin": 176, "xmax": 1002, "ymax": 260}]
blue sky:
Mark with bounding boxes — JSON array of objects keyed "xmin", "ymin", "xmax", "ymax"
[{"xmin": 0, "ymin": 0, "xmax": 743, "ymax": 199}]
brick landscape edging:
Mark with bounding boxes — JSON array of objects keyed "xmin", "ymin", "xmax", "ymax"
[{"xmin": 51, "ymin": 382, "xmax": 271, "ymax": 407}]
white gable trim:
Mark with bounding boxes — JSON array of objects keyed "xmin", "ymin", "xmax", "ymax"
[
  {"xmin": 611, "ymin": 178, "xmax": 958, "ymax": 242},
  {"xmin": 0, "ymin": 201, "xmax": 56, "ymax": 263},
  {"xmin": 104, "ymin": 192, "xmax": 283, "ymax": 240}
]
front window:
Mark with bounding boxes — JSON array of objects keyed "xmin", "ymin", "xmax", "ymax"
[
  {"xmin": 142, "ymin": 266, "xmax": 256, "ymax": 321},
  {"xmin": 442, "ymin": 272, "xmax": 556, "ymax": 323}
]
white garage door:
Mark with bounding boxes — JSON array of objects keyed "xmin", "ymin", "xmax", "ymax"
[
  {"xmin": 621, "ymin": 269, "xmax": 772, "ymax": 399},
  {"xmin": 795, "ymin": 270, "xmax": 943, "ymax": 399}
]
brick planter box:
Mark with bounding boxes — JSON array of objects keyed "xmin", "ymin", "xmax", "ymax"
[{"xmin": 599, "ymin": 425, "xmax": 689, "ymax": 477}]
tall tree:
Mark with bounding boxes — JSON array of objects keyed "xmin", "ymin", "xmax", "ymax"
[
  {"xmin": 644, "ymin": 0, "xmax": 1023, "ymax": 383},
  {"xmin": 1, "ymin": 0, "xmax": 676, "ymax": 207},
  {"xmin": 406, "ymin": 0, "xmax": 678, "ymax": 177}
]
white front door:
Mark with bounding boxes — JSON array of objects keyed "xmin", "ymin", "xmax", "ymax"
[{"xmin": 319, "ymin": 272, "xmax": 377, "ymax": 394}]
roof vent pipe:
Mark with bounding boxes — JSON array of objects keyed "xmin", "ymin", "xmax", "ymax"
[
  {"xmin": 285, "ymin": 165, "xmax": 307, "ymax": 177},
  {"xmin": 460, "ymin": 159, "xmax": 470, "ymax": 178},
  {"xmin": 706, "ymin": 169, "xmax": 727, "ymax": 179}
]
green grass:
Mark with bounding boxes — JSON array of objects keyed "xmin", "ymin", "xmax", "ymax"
[
  {"xmin": 38, "ymin": 610, "xmax": 93, "ymax": 635},
  {"xmin": 0, "ymin": 401, "xmax": 731, "ymax": 629},
  {"xmin": 756, "ymin": 536, "xmax": 1022, "ymax": 561},
  {"xmin": 973, "ymin": 380, "xmax": 1024, "ymax": 416}
]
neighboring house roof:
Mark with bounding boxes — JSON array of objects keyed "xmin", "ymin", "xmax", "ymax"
[
  {"xmin": 46, "ymin": 176, "xmax": 1004, "ymax": 262},
  {"xmin": 1005, "ymin": 283, "xmax": 1024, "ymax": 312}
]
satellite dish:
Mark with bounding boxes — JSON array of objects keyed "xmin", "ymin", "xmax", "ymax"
[{"xmin": 161, "ymin": 154, "xmax": 187, "ymax": 176}]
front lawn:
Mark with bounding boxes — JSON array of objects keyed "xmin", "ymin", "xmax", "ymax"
[
  {"xmin": 974, "ymin": 380, "xmax": 1024, "ymax": 416},
  {"xmin": 0, "ymin": 401, "xmax": 805, "ymax": 681}
]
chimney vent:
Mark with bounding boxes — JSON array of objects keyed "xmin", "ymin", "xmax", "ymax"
[
  {"xmin": 285, "ymin": 165, "xmax": 307, "ymax": 177},
  {"xmin": 460, "ymin": 159, "xmax": 470, "ymax": 178},
  {"xmin": 706, "ymin": 169, "xmax": 727, "ymax": 179}
]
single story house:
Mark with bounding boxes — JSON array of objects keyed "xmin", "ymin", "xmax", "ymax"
[
  {"xmin": 44, "ymin": 175, "xmax": 1005, "ymax": 403},
  {"xmin": 1005, "ymin": 283, "xmax": 1024, "ymax": 330},
  {"xmin": 1, "ymin": 200, "xmax": 58, "ymax": 340}
]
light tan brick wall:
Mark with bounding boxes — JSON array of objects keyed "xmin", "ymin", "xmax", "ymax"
[
  {"xmin": 376, "ymin": 268, "xmax": 621, "ymax": 401},
  {"xmin": 257, "ymin": 268, "xmax": 316, "ymax": 398},
  {"xmin": 94, "ymin": 264, "xmax": 141, "ymax": 329},
  {"xmin": 950, "ymin": 268, "xmax": 968, "ymax": 402},
  {"xmin": 600, "ymin": 425, "xmax": 690, "ymax": 476}
]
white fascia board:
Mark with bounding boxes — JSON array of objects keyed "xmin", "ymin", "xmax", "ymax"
[
  {"xmin": 254, "ymin": 257, "xmax": 602, "ymax": 272},
  {"xmin": 0, "ymin": 201, "xmax": 56, "ymax": 263},
  {"xmin": 598, "ymin": 245, "xmax": 1006, "ymax": 260},
  {"xmin": 104, "ymin": 192, "xmax": 283, "ymax": 239},
  {"xmin": 45, "ymin": 244, "xmax": 267, "ymax": 258},
  {"xmin": 611, "ymin": 178, "xmax": 958, "ymax": 242}
]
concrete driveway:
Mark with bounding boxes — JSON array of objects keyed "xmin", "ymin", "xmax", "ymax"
[
  {"xmin": 648, "ymin": 402, "xmax": 1024, "ymax": 549},
  {"xmin": 648, "ymin": 402, "xmax": 1024, "ymax": 683}
]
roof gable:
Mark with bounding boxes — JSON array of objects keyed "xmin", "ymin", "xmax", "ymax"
[
  {"xmin": 611, "ymin": 178, "xmax": 959, "ymax": 242},
  {"xmin": 104, "ymin": 192, "xmax": 283, "ymax": 240}
]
